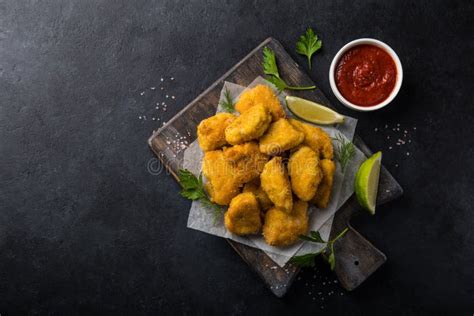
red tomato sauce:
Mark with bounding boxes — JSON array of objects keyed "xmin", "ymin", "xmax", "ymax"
[{"xmin": 335, "ymin": 44, "xmax": 397, "ymax": 107}]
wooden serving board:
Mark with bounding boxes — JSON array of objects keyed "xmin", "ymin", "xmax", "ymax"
[{"xmin": 148, "ymin": 38, "xmax": 403, "ymax": 297}]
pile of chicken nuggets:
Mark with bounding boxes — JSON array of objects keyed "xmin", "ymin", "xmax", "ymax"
[{"xmin": 197, "ymin": 84, "xmax": 336, "ymax": 247}]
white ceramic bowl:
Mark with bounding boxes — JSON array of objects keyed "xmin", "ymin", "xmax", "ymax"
[{"xmin": 329, "ymin": 38, "xmax": 403, "ymax": 112}]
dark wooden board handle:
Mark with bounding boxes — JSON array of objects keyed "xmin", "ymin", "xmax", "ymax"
[
  {"xmin": 334, "ymin": 225, "xmax": 387, "ymax": 291},
  {"xmin": 329, "ymin": 136, "xmax": 402, "ymax": 291}
]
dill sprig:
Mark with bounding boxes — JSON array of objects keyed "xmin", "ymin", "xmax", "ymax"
[
  {"xmin": 333, "ymin": 133, "xmax": 356, "ymax": 173},
  {"xmin": 289, "ymin": 228, "xmax": 349, "ymax": 270},
  {"xmin": 178, "ymin": 169, "xmax": 224, "ymax": 224},
  {"xmin": 219, "ymin": 88, "xmax": 235, "ymax": 113}
]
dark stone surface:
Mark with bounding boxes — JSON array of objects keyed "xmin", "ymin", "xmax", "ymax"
[{"xmin": 1, "ymin": 0, "xmax": 472, "ymax": 314}]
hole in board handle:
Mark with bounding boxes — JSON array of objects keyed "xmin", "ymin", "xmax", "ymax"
[{"xmin": 354, "ymin": 260, "xmax": 359, "ymax": 266}]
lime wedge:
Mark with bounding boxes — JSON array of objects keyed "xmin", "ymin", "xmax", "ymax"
[
  {"xmin": 286, "ymin": 96, "xmax": 345, "ymax": 125},
  {"xmin": 354, "ymin": 152, "xmax": 382, "ymax": 214}
]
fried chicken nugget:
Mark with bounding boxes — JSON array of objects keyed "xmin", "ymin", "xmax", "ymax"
[
  {"xmin": 243, "ymin": 178, "xmax": 273, "ymax": 211},
  {"xmin": 311, "ymin": 159, "xmax": 336, "ymax": 208},
  {"xmin": 224, "ymin": 192, "xmax": 262, "ymax": 235},
  {"xmin": 263, "ymin": 200, "xmax": 309, "ymax": 247},
  {"xmin": 225, "ymin": 103, "xmax": 272, "ymax": 145},
  {"xmin": 202, "ymin": 150, "xmax": 241, "ymax": 205},
  {"xmin": 197, "ymin": 113, "xmax": 236, "ymax": 151},
  {"xmin": 289, "ymin": 119, "xmax": 334, "ymax": 159},
  {"xmin": 288, "ymin": 146, "xmax": 323, "ymax": 201},
  {"xmin": 223, "ymin": 142, "xmax": 268, "ymax": 184},
  {"xmin": 235, "ymin": 84, "xmax": 285, "ymax": 121},
  {"xmin": 259, "ymin": 118, "xmax": 304, "ymax": 155},
  {"xmin": 260, "ymin": 157, "xmax": 293, "ymax": 212}
]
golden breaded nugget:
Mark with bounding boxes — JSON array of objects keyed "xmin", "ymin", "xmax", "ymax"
[
  {"xmin": 243, "ymin": 179, "xmax": 273, "ymax": 211},
  {"xmin": 235, "ymin": 84, "xmax": 285, "ymax": 121},
  {"xmin": 260, "ymin": 157, "xmax": 293, "ymax": 212},
  {"xmin": 259, "ymin": 119, "xmax": 304, "ymax": 155},
  {"xmin": 197, "ymin": 113, "xmax": 236, "ymax": 151},
  {"xmin": 288, "ymin": 146, "xmax": 323, "ymax": 201},
  {"xmin": 225, "ymin": 104, "xmax": 272, "ymax": 145},
  {"xmin": 225, "ymin": 192, "xmax": 262, "ymax": 235},
  {"xmin": 289, "ymin": 119, "xmax": 334, "ymax": 159},
  {"xmin": 223, "ymin": 142, "xmax": 268, "ymax": 184},
  {"xmin": 263, "ymin": 200, "xmax": 309, "ymax": 247},
  {"xmin": 311, "ymin": 159, "xmax": 336, "ymax": 208},
  {"xmin": 202, "ymin": 150, "xmax": 241, "ymax": 205}
]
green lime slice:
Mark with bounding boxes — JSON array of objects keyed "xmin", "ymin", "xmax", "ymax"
[
  {"xmin": 286, "ymin": 96, "xmax": 345, "ymax": 125},
  {"xmin": 354, "ymin": 152, "xmax": 382, "ymax": 214}
]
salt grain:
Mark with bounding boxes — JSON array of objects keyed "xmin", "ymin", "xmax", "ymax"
[
  {"xmin": 160, "ymin": 78, "xmax": 164, "ymax": 82},
  {"xmin": 150, "ymin": 87, "xmax": 156, "ymax": 90},
  {"xmin": 140, "ymin": 91, "xmax": 145, "ymax": 96}
]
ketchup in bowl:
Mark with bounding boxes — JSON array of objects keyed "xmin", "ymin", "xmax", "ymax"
[{"xmin": 335, "ymin": 44, "xmax": 397, "ymax": 107}]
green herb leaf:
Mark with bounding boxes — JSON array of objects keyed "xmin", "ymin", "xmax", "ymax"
[
  {"xmin": 298, "ymin": 230, "xmax": 326, "ymax": 243},
  {"xmin": 178, "ymin": 169, "xmax": 223, "ymax": 224},
  {"xmin": 263, "ymin": 47, "xmax": 316, "ymax": 93},
  {"xmin": 333, "ymin": 133, "xmax": 356, "ymax": 173},
  {"xmin": 291, "ymin": 227, "xmax": 349, "ymax": 271},
  {"xmin": 178, "ymin": 169, "xmax": 205, "ymax": 199},
  {"xmin": 263, "ymin": 46, "xmax": 280, "ymax": 78},
  {"xmin": 296, "ymin": 27, "xmax": 322, "ymax": 69},
  {"xmin": 310, "ymin": 231, "xmax": 326, "ymax": 243},
  {"xmin": 219, "ymin": 88, "xmax": 235, "ymax": 112},
  {"xmin": 180, "ymin": 189, "xmax": 203, "ymax": 200},
  {"xmin": 289, "ymin": 252, "xmax": 321, "ymax": 267}
]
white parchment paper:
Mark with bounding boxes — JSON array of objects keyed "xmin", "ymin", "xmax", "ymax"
[{"xmin": 184, "ymin": 77, "xmax": 366, "ymax": 266}]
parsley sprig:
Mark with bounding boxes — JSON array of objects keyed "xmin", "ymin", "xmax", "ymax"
[
  {"xmin": 263, "ymin": 46, "xmax": 281, "ymax": 79},
  {"xmin": 262, "ymin": 47, "xmax": 316, "ymax": 92},
  {"xmin": 333, "ymin": 133, "xmax": 356, "ymax": 173},
  {"xmin": 289, "ymin": 228, "xmax": 349, "ymax": 270},
  {"xmin": 296, "ymin": 27, "xmax": 322, "ymax": 69},
  {"xmin": 219, "ymin": 88, "xmax": 235, "ymax": 112},
  {"xmin": 178, "ymin": 169, "xmax": 224, "ymax": 223}
]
